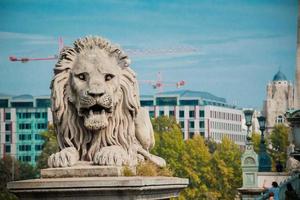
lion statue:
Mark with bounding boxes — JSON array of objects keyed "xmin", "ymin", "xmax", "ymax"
[{"xmin": 48, "ymin": 36, "xmax": 166, "ymax": 168}]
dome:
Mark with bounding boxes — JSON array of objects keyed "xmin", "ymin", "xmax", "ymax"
[{"xmin": 272, "ymin": 70, "xmax": 287, "ymax": 81}]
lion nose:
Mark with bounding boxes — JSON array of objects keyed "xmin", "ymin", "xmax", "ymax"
[{"xmin": 87, "ymin": 89, "xmax": 105, "ymax": 98}]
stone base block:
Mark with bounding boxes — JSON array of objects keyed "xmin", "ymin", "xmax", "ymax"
[
  {"xmin": 8, "ymin": 176, "xmax": 189, "ymax": 200},
  {"xmin": 41, "ymin": 162, "xmax": 136, "ymax": 178},
  {"xmin": 238, "ymin": 187, "xmax": 266, "ymax": 200}
]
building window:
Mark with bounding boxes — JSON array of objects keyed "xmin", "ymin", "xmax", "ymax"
[
  {"xmin": 189, "ymin": 121, "xmax": 194, "ymax": 128},
  {"xmin": 0, "ymin": 99, "xmax": 9, "ymax": 108},
  {"xmin": 19, "ymin": 134, "xmax": 31, "ymax": 141},
  {"xmin": 5, "ymin": 123, "xmax": 11, "ymax": 131},
  {"xmin": 276, "ymin": 115, "xmax": 284, "ymax": 124},
  {"xmin": 200, "ymin": 132, "xmax": 204, "ymax": 137},
  {"xmin": 5, "ymin": 145, "xmax": 11, "ymax": 153},
  {"xmin": 199, "ymin": 121, "xmax": 205, "ymax": 128},
  {"xmin": 189, "ymin": 132, "xmax": 194, "ymax": 139},
  {"xmin": 140, "ymin": 100, "xmax": 154, "ymax": 106},
  {"xmin": 22, "ymin": 113, "xmax": 31, "ymax": 119},
  {"xmin": 179, "ymin": 100, "xmax": 198, "ymax": 106},
  {"xmin": 169, "ymin": 110, "xmax": 175, "ymax": 116},
  {"xmin": 159, "ymin": 110, "xmax": 164, "ymax": 116},
  {"xmin": 36, "ymin": 99, "xmax": 51, "ymax": 108},
  {"xmin": 11, "ymin": 102, "xmax": 33, "ymax": 108},
  {"xmin": 179, "ymin": 110, "xmax": 184, "ymax": 118},
  {"xmin": 35, "ymin": 145, "xmax": 42, "ymax": 151},
  {"xmin": 21, "ymin": 156, "xmax": 31, "ymax": 162},
  {"xmin": 156, "ymin": 97, "xmax": 177, "ymax": 106},
  {"xmin": 35, "ymin": 134, "xmax": 43, "ymax": 140},
  {"xmin": 37, "ymin": 123, "xmax": 47, "ymax": 129},
  {"xmin": 35, "ymin": 156, "xmax": 39, "ymax": 162},
  {"xmin": 189, "ymin": 110, "xmax": 195, "ymax": 118},
  {"xmin": 35, "ymin": 112, "xmax": 41, "ymax": 118},
  {"xmin": 5, "ymin": 112, "xmax": 11, "ymax": 120},
  {"xmin": 19, "ymin": 123, "xmax": 31, "ymax": 130},
  {"xmin": 42, "ymin": 112, "xmax": 47, "ymax": 118},
  {"xmin": 179, "ymin": 121, "xmax": 184, "ymax": 128},
  {"xmin": 5, "ymin": 134, "xmax": 10, "ymax": 143},
  {"xmin": 19, "ymin": 134, "xmax": 25, "ymax": 141},
  {"xmin": 19, "ymin": 145, "xmax": 31, "ymax": 151},
  {"xmin": 149, "ymin": 111, "xmax": 154, "ymax": 118},
  {"xmin": 199, "ymin": 110, "xmax": 204, "ymax": 118}
]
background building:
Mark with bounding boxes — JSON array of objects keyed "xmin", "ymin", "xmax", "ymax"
[
  {"xmin": 0, "ymin": 90, "xmax": 247, "ymax": 165},
  {"xmin": 141, "ymin": 90, "xmax": 246, "ymax": 146},
  {"xmin": 263, "ymin": 70, "xmax": 294, "ymax": 134},
  {"xmin": 0, "ymin": 94, "xmax": 52, "ymax": 165}
]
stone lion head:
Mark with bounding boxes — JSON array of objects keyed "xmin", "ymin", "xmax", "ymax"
[{"xmin": 50, "ymin": 36, "xmax": 140, "ymax": 161}]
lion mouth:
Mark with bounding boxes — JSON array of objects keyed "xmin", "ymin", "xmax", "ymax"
[
  {"xmin": 80, "ymin": 104, "xmax": 112, "ymax": 116},
  {"xmin": 80, "ymin": 104, "xmax": 112, "ymax": 130}
]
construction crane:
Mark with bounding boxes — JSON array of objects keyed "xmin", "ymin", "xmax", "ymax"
[
  {"xmin": 8, "ymin": 37, "xmax": 199, "ymax": 63},
  {"xmin": 9, "ymin": 37, "xmax": 64, "ymax": 63},
  {"xmin": 139, "ymin": 72, "xmax": 185, "ymax": 92},
  {"xmin": 8, "ymin": 38, "xmax": 188, "ymax": 91}
]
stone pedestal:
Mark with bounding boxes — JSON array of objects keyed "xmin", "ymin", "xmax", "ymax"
[
  {"xmin": 8, "ymin": 176, "xmax": 188, "ymax": 200},
  {"xmin": 238, "ymin": 188, "xmax": 266, "ymax": 200},
  {"xmin": 40, "ymin": 163, "xmax": 136, "ymax": 178}
]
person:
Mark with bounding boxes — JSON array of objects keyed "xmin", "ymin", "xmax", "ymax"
[
  {"xmin": 276, "ymin": 160, "xmax": 283, "ymax": 172},
  {"xmin": 285, "ymin": 182, "xmax": 299, "ymax": 200},
  {"xmin": 269, "ymin": 192, "xmax": 274, "ymax": 200},
  {"xmin": 263, "ymin": 180, "xmax": 279, "ymax": 200}
]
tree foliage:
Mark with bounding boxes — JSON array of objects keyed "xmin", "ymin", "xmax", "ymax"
[
  {"xmin": 36, "ymin": 124, "xmax": 59, "ymax": 170},
  {"xmin": 0, "ymin": 156, "xmax": 37, "ymax": 200},
  {"xmin": 211, "ymin": 137, "xmax": 242, "ymax": 199},
  {"xmin": 269, "ymin": 124, "xmax": 289, "ymax": 169},
  {"xmin": 181, "ymin": 135, "xmax": 219, "ymax": 199},
  {"xmin": 251, "ymin": 132, "xmax": 261, "ymax": 153},
  {"xmin": 151, "ymin": 116, "xmax": 242, "ymax": 200},
  {"xmin": 151, "ymin": 116, "xmax": 185, "ymax": 176}
]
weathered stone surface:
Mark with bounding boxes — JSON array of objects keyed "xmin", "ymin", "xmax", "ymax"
[
  {"xmin": 48, "ymin": 36, "xmax": 166, "ymax": 168},
  {"xmin": 238, "ymin": 187, "xmax": 266, "ymax": 200},
  {"xmin": 41, "ymin": 162, "xmax": 136, "ymax": 178},
  {"xmin": 8, "ymin": 176, "xmax": 189, "ymax": 200}
]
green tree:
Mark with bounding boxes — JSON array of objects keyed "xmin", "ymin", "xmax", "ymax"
[
  {"xmin": 0, "ymin": 156, "xmax": 37, "ymax": 200},
  {"xmin": 19, "ymin": 162, "xmax": 38, "ymax": 180},
  {"xmin": 251, "ymin": 132, "xmax": 261, "ymax": 153},
  {"xmin": 151, "ymin": 116, "xmax": 185, "ymax": 176},
  {"xmin": 211, "ymin": 137, "xmax": 242, "ymax": 199},
  {"xmin": 269, "ymin": 124, "xmax": 289, "ymax": 169},
  {"xmin": 151, "ymin": 116, "xmax": 243, "ymax": 199},
  {"xmin": 36, "ymin": 125, "xmax": 59, "ymax": 170},
  {"xmin": 205, "ymin": 139, "xmax": 218, "ymax": 154},
  {"xmin": 180, "ymin": 135, "xmax": 219, "ymax": 200}
]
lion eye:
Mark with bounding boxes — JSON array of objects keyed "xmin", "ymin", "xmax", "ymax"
[
  {"xmin": 105, "ymin": 74, "xmax": 114, "ymax": 81},
  {"xmin": 77, "ymin": 73, "xmax": 86, "ymax": 81}
]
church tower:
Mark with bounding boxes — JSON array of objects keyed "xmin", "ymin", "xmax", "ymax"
[{"xmin": 263, "ymin": 71, "xmax": 294, "ymax": 134}]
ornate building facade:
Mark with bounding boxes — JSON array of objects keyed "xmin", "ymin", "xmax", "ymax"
[{"xmin": 263, "ymin": 70, "xmax": 294, "ymax": 134}]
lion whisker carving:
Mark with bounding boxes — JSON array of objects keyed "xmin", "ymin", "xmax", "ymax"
[{"xmin": 48, "ymin": 36, "xmax": 166, "ymax": 168}]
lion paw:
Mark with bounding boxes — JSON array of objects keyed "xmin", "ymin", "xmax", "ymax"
[
  {"xmin": 93, "ymin": 146, "xmax": 129, "ymax": 166},
  {"xmin": 48, "ymin": 147, "xmax": 79, "ymax": 168}
]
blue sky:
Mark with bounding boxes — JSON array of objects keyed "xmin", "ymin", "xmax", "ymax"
[{"xmin": 0, "ymin": 0, "xmax": 298, "ymax": 108}]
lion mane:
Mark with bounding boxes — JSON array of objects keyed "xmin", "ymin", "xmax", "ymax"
[{"xmin": 50, "ymin": 36, "xmax": 141, "ymax": 162}]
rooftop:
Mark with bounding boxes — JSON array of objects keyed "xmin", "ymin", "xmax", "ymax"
[
  {"xmin": 142, "ymin": 90, "xmax": 226, "ymax": 103},
  {"xmin": 12, "ymin": 94, "xmax": 34, "ymax": 101},
  {"xmin": 272, "ymin": 70, "xmax": 288, "ymax": 81}
]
